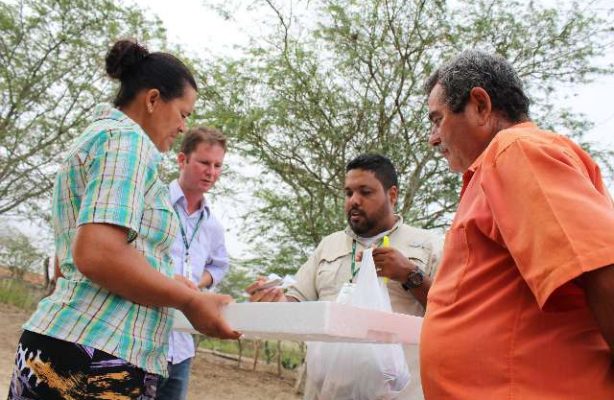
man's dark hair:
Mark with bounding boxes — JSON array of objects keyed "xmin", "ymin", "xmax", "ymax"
[
  {"xmin": 424, "ymin": 50, "xmax": 530, "ymax": 122},
  {"xmin": 346, "ymin": 154, "xmax": 398, "ymax": 190}
]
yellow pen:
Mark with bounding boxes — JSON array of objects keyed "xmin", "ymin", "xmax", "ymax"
[{"xmin": 381, "ymin": 235, "xmax": 390, "ymax": 284}]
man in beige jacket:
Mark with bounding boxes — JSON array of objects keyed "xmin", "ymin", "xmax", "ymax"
[{"xmin": 248, "ymin": 153, "xmax": 441, "ymax": 399}]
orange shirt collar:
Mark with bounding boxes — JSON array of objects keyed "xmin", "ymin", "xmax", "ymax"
[{"xmin": 460, "ymin": 121, "xmax": 536, "ymax": 197}]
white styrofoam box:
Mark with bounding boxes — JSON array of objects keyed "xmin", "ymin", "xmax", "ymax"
[{"xmin": 173, "ymin": 301, "xmax": 422, "ymax": 344}]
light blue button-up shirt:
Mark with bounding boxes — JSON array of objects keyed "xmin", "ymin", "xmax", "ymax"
[{"xmin": 167, "ymin": 179, "xmax": 230, "ymax": 364}]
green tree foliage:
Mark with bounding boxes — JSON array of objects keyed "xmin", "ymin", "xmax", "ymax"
[
  {"xmin": 0, "ymin": 0, "xmax": 166, "ymax": 215},
  {"xmin": 0, "ymin": 228, "xmax": 42, "ymax": 279},
  {"xmin": 214, "ymin": 261, "xmax": 254, "ymax": 301},
  {"xmin": 199, "ymin": 0, "xmax": 614, "ymax": 272}
]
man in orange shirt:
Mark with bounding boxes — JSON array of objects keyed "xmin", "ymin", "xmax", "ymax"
[{"xmin": 420, "ymin": 50, "xmax": 614, "ymax": 399}]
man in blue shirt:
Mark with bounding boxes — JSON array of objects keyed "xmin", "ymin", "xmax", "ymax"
[{"xmin": 156, "ymin": 127, "xmax": 231, "ymax": 400}]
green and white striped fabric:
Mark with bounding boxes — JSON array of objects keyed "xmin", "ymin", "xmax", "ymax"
[{"xmin": 24, "ymin": 104, "xmax": 179, "ymax": 377}]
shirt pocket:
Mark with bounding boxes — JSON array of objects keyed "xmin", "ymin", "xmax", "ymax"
[
  {"xmin": 138, "ymin": 181, "xmax": 178, "ymax": 276},
  {"xmin": 315, "ymin": 255, "xmax": 349, "ymax": 301},
  {"xmin": 427, "ymin": 225, "xmax": 469, "ymax": 306},
  {"xmin": 141, "ymin": 182, "xmax": 176, "ymax": 242},
  {"xmin": 399, "ymin": 245, "xmax": 430, "ymax": 276}
]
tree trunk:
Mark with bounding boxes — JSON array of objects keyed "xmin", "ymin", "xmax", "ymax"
[
  {"xmin": 252, "ymin": 340, "xmax": 261, "ymax": 371},
  {"xmin": 294, "ymin": 342, "xmax": 307, "ymax": 394},
  {"xmin": 237, "ymin": 338, "xmax": 243, "ymax": 368},
  {"xmin": 277, "ymin": 340, "xmax": 282, "ymax": 376},
  {"xmin": 43, "ymin": 256, "xmax": 50, "ymax": 289},
  {"xmin": 294, "ymin": 362, "xmax": 306, "ymax": 394}
]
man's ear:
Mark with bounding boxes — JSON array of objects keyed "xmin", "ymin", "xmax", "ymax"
[
  {"xmin": 468, "ymin": 87, "xmax": 492, "ymax": 125},
  {"xmin": 388, "ymin": 185, "xmax": 398, "ymax": 209},
  {"xmin": 144, "ymin": 88, "xmax": 161, "ymax": 113},
  {"xmin": 177, "ymin": 152, "xmax": 187, "ymax": 168}
]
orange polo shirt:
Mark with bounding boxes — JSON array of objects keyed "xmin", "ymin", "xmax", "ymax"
[{"xmin": 421, "ymin": 122, "xmax": 614, "ymax": 399}]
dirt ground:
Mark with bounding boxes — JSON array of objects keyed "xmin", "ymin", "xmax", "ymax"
[{"xmin": 0, "ymin": 303, "xmax": 301, "ymax": 400}]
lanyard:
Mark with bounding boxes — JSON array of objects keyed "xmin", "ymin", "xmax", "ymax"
[
  {"xmin": 173, "ymin": 205, "xmax": 205, "ymax": 280},
  {"xmin": 350, "ymin": 240, "xmax": 359, "ymax": 280}
]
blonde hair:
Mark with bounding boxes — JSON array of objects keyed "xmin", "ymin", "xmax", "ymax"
[{"xmin": 180, "ymin": 126, "xmax": 227, "ymax": 155}]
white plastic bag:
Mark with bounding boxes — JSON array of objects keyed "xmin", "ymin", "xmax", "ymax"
[{"xmin": 304, "ymin": 249, "xmax": 410, "ymax": 400}]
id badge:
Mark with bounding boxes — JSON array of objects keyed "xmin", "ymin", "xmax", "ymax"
[
  {"xmin": 336, "ymin": 282, "xmax": 356, "ymax": 305},
  {"xmin": 183, "ymin": 256, "xmax": 192, "ymax": 281}
]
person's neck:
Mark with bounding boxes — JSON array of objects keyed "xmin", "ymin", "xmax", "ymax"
[
  {"xmin": 489, "ymin": 116, "xmax": 522, "ymax": 141},
  {"xmin": 178, "ymin": 179, "xmax": 205, "ymax": 215},
  {"xmin": 118, "ymin": 103, "xmax": 145, "ymax": 128},
  {"xmin": 360, "ymin": 214, "xmax": 398, "ymax": 238}
]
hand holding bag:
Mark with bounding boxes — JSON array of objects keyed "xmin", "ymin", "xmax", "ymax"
[{"xmin": 304, "ymin": 249, "xmax": 410, "ymax": 400}]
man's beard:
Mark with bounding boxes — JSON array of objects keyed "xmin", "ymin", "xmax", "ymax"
[{"xmin": 347, "ymin": 209, "xmax": 376, "ymax": 236}]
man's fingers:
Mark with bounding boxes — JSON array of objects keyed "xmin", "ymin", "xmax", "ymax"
[
  {"xmin": 248, "ymin": 290, "xmax": 262, "ymax": 302},
  {"xmin": 245, "ymin": 276, "xmax": 269, "ymax": 294},
  {"xmin": 260, "ymin": 287, "xmax": 282, "ymax": 301},
  {"xmin": 372, "ymin": 247, "xmax": 392, "ymax": 256},
  {"xmin": 249, "ymin": 288, "xmax": 271, "ymax": 302},
  {"xmin": 272, "ymin": 289, "xmax": 286, "ymax": 302},
  {"xmin": 250, "ymin": 287, "xmax": 284, "ymax": 302}
]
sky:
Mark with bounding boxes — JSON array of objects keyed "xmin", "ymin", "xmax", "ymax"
[
  {"xmin": 131, "ymin": 0, "xmax": 614, "ymax": 143},
  {"xmin": 127, "ymin": 0, "xmax": 614, "ymax": 258}
]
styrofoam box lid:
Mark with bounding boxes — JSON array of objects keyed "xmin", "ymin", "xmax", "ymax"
[{"xmin": 173, "ymin": 301, "xmax": 422, "ymax": 344}]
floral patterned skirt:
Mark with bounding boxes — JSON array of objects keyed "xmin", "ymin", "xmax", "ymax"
[{"xmin": 8, "ymin": 330, "xmax": 159, "ymax": 399}]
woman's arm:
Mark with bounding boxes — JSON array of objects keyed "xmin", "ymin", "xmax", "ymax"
[{"xmin": 73, "ymin": 223, "xmax": 240, "ymax": 339}]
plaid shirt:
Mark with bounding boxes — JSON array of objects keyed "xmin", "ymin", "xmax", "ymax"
[{"xmin": 24, "ymin": 104, "xmax": 179, "ymax": 376}]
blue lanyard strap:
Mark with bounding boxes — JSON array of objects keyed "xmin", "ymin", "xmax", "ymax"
[
  {"xmin": 173, "ymin": 205, "xmax": 206, "ymax": 254},
  {"xmin": 350, "ymin": 240, "xmax": 358, "ymax": 280}
]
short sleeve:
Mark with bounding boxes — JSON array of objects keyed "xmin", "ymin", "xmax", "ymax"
[
  {"xmin": 481, "ymin": 137, "xmax": 614, "ymax": 309},
  {"xmin": 77, "ymin": 129, "xmax": 156, "ymax": 241}
]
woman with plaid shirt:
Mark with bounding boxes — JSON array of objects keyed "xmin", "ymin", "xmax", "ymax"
[{"xmin": 8, "ymin": 39, "xmax": 240, "ymax": 400}]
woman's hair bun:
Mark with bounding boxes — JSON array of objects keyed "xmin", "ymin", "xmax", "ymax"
[{"xmin": 105, "ymin": 39, "xmax": 149, "ymax": 80}]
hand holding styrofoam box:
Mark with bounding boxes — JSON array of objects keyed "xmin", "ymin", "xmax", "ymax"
[{"xmin": 173, "ymin": 301, "xmax": 422, "ymax": 344}]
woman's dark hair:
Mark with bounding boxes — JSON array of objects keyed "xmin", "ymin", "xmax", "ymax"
[{"xmin": 105, "ymin": 39, "xmax": 197, "ymax": 107}]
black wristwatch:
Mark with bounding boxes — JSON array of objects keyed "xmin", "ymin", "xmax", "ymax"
[{"xmin": 402, "ymin": 268, "xmax": 424, "ymax": 290}]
